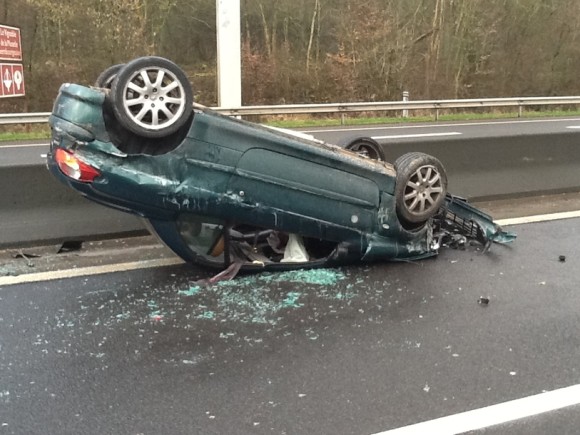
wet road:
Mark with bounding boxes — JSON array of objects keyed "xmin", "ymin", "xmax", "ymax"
[{"xmin": 2, "ymin": 217, "xmax": 580, "ymax": 434}]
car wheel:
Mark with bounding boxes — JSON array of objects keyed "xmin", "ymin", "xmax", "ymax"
[
  {"xmin": 394, "ymin": 152, "xmax": 447, "ymax": 224},
  {"xmin": 340, "ymin": 137, "xmax": 385, "ymax": 161},
  {"xmin": 94, "ymin": 64, "xmax": 124, "ymax": 89},
  {"xmin": 110, "ymin": 56, "xmax": 193, "ymax": 138}
]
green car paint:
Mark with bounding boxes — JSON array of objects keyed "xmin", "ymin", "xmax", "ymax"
[{"xmin": 48, "ymin": 83, "xmax": 514, "ymax": 271}]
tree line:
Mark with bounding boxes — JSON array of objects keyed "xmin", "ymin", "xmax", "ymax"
[{"xmin": 2, "ymin": 0, "xmax": 580, "ymax": 112}]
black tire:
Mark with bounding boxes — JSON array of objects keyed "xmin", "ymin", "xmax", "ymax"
[
  {"xmin": 94, "ymin": 64, "xmax": 124, "ymax": 89},
  {"xmin": 394, "ymin": 152, "xmax": 447, "ymax": 224},
  {"xmin": 110, "ymin": 56, "xmax": 193, "ymax": 138},
  {"xmin": 340, "ymin": 136, "xmax": 385, "ymax": 161}
]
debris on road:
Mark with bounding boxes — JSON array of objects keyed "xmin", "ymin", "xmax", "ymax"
[
  {"xmin": 57, "ymin": 240, "xmax": 84, "ymax": 254},
  {"xmin": 478, "ymin": 297, "xmax": 490, "ymax": 306},
  {"xmin": 13, "ymin": 251, "xmax": 41, "ymax": 259},
  {"xmin": 14, "ymin": 251, "xmax": 37, "ymax": 268}
]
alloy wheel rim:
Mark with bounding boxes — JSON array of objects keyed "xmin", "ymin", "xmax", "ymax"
[
  {"xmin": 403, "ymin": 165, "xmax": 443, "ymax": 215},
  {"xmin": 122, "ymin": 67, "xmax": 187, "ymax": 131}
]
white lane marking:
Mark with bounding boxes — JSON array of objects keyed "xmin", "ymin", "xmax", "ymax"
[
  {"xmin": 0, "ymin": 257, "xmax": 184, "ymax": 287},
  {"xmin": 1, "ymin": 143, "xmax": 48, "ymax": 148},
  {"xmin": 566, "ymin": 126, "xmax": 580, "ymax": 129},
  {"xmin": 371, "ymin": 132, "xmax": 462, "ymax": 140},
  {"xmin": 374, "ymin": 384, "xmax": 580, "ymax": 435},
  {"xmin": 302, "ymin": 117, "xmax": 580, "ymax": 134},
  {"xmin": 496, "ymin": 210, "xmax": 580, "ymax": 227}
]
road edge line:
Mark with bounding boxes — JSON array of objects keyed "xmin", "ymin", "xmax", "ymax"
[
  {"xmin": 496, "ymin": 209, "xmax": 580, "ymax": 226},
  {"xmin": 0, "ymin": 257, "xmax": 184, "ymax": 287},
  {"xmin": 373, "ymin": 384, "xmax": 580, "ymax": 435}
]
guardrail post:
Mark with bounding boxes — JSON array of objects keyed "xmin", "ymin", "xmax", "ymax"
[
  {"xmin": 518, "ymin": 105, "xmax": 523, "ymax": 118},
  {"xmin": 435, "ymin": 108, "xmax": 440, "ymax": 121},
  {"xmin": 340, "ymin": 113, "xmax": 346, "ymax": 125},
  {"xmin": 402, "ymin": 91, "xmax": 409, "ymax": 118}
]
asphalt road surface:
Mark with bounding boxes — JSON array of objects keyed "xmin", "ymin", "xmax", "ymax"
[{"xmin": 2, "ymin": 216, "xmax": 580, "ymax": 434}]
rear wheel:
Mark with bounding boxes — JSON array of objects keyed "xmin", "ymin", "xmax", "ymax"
[
  {"xmin": 95, "ymin": 64, "xmax": 124, "ymax": 89},
  {"xmin": 340, "ymin": 136, "xmax": 385, "ymax": 161},
  {"xmin": 394, "ymin": 152, "xmax": 447, "ymax": 224},
  {"xmin": 110, "ymin": 56, "xmax": 193, "ymax": 138}
]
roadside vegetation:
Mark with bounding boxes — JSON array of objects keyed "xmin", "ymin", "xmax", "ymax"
[
  {"xmin": 265, "ymin": 109, "xmax": 580, "ymax": 128},
  {"xmin": 2, "ymin": 0, "xmax": 580, "ymax": 140},
  {"xmin": 0, "ymin": 126, "xmax": 50, "ymax": 141},
  {"xmin": 3, "ymin": 0, "xmax": 580, "ymax": 115}
]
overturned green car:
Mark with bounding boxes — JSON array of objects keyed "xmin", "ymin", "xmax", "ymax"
[{"xmin": 47, "ymin": 57, "xmax": 515, "ymax": 275}]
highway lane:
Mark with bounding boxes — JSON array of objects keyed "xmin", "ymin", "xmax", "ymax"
[
  {"xmin": 303, "ymin": 116, "xmax": 580, "ymax": 143},
  {"xmin": 2, "ymin": 216, "xmax": 580, "ymax": 434},
  {"xmin": 4, "ymin": 116, "xmax": 580, "ymax": 166},
  {"xmin": 0, "ymin": 140, "xmax": 47, "ymax": 168}
]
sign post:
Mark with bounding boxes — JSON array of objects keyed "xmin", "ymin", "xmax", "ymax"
[
  {"xmin": 0, "ymin": 24, "xmax": 24, "ymax": 98},
  {"xmin": 216, "ymin": 0, "xmax": 241, "ymax": 108}
]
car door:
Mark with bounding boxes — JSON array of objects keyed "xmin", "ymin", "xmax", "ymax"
[{"xmin": 227, "ymin": 148, "xmax": 380, "ymax": 236}]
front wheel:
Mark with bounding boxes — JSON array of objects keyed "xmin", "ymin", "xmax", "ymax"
[
  {"xmin": 110, "ymin": 56, "xmax": 193, "ymax": 138},
  {"xmin": 394, "ymin": 152, "xmax": 447, "ymax": 224}
]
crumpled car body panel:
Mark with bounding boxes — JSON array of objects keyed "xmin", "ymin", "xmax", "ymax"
[{"xmin": 47, "ymin": 83, "xmax": 514, "ymax": 271}]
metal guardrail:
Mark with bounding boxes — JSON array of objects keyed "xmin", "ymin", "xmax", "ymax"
[
  {"xmin": 0, "ymin": 112, "xmax": 51, "ymax": 124},
  {"xmin": 2, "ymin": 96, "xmax": 580, "ymax": 125},
  {"xmin": 217, "ymin": 96, "xmax": 580, "ymax": 117}
]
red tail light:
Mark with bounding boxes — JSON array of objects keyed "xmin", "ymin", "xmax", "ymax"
[{"xmin": 55, "ymin": 148, "xmax": 101, "ymax": 182}]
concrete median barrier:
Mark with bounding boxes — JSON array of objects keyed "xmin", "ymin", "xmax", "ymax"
[
  {"xmin": 0, "ymin": 163, "xmax": 145, "ymax": 248},
  {"xmin": 2, "ymin": 128, "xmax": 580, "ymax": 247},
  {"xmin": 380, "ymin": 130, "xmax": 580, "ymax": 200}
]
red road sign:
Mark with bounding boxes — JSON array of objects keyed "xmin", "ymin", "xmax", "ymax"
[
  {"xmin": 0, "ymin": 63, "xmax": 25, "ymax": 97},
  {"xmin": 0, "ymin": 25, "xmax": 22, "ymax": 62}
]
